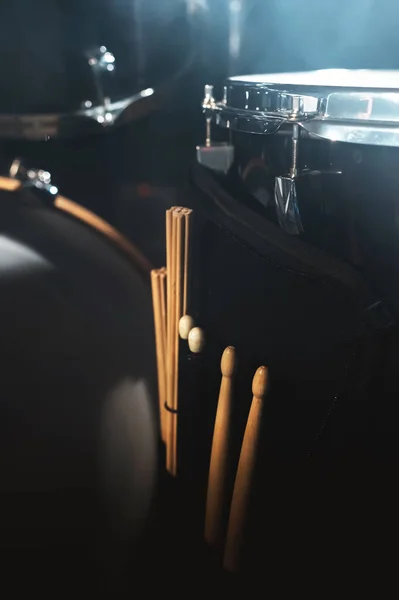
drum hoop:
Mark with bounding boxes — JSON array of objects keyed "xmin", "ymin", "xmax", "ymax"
[
  {"xmin": 207, "ymin": 71, "xmax": 399, "ymax": 147},
  {"xmin": 0, "ymin": 176, "xmax": 152, "ymax": 275}
]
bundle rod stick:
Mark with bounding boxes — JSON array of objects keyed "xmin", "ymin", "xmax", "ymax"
[
  {"xmin": 174, "ymin": 211, "xmax": 183, "ymax": 405},
  {"xmin": 166, "ymin": 209, "xmax": 172, "ymax": 358},
  {"xmin": 223, "ymin": 366, "xmax": 268, "ymax": 572},
  {"xmin": 165, "ymin": 206, "xmax": 191, "ymax": 476},
  {"xmin": 160, "ymin": 269, "xmax": 167, "ymax": 371},
  {"xmin": 150, "ymin": 269, "xmax": 167, "ymax": 443},
  {"xmin": 166, "ymin": 209, "xmax": 181, "ymax": 475},
  {"xmin": 205, "ymin": 346, "xmax": 236, "ymax": 547},
  {"xmin": 165, "ymin": 210, "xmax": 173, "ymax": 470},
  {"xmin": 183, "ymin": 209, "xmax": 192, "ymax": 317}
]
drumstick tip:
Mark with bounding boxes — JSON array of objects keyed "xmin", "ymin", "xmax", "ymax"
[
  {"xmin": 221, "ymin": 346, "xmax": 236, "ymax": 377},
  {"xmin": 188, "ymin": 327, "xmax": 205, "ymax": 354},
  {"xmin": 252, "ymin": 366, "xmax": 268, "ymax": 399},
  {"xmin": 179, "ymin": 314, "xmax": 195, "ymax": 340}
]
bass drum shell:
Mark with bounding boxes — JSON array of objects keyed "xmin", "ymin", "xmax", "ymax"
[{"xmin": 0, "ymin": 185, "xmax": 157, "ymax": 590}]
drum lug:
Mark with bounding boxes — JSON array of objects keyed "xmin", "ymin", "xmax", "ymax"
[
  {"xmin": 274, "ymin": 124, "xmax": 304, "ymax": 235},
  {"xmin": 9, "ymin": 159, "xmax": 58, "ymax": 197},
  {"xmin": 196, "ymin": 85, "xmax": 234, "ymax": 173}
]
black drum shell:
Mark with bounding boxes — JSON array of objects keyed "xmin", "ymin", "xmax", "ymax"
[
  {"xmin": 221, "ymin": 129, "xmax": 399, "ymax": 317},
  {"xmin": 0, "ymin": 187, "xmax": 157, "ymax": 586},
  {"xmin": 183, "ymin": 163, "xmax": 396, "ymax": 580}
]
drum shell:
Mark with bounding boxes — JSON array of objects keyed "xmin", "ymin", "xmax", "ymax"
[
  {"xmin": 187, "ymin": 163, "xmax": 383, "ymax": 462},
  {"xmin": 0, "ymin": 187, "xmax": 157, "ymax": 585},
  {"xmin": 184, "ymin": 163, "xmax": 396, "ymax": 579},
  {"xmin": 222, "ymin": 129, "xmax": 399, "ymax": 316}
]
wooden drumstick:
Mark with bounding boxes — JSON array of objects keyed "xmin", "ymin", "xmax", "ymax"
[
  {"xmin": 188, "ymin": 327, "xmax": 205, "ymax": 354},
  {"xmin": 160, "ymin": 269, "xmax": 167, "ymax": 365},
  {"xmin": 205, "ymin": 346, "xmax": 236, "ymax": 547},
  {"xmin": 166, "ymin": 210, "xmax": 178, "ymax": 474},
  {"xmin": 183, "ymin": 209, "xmax": 192, "ymax": 316},
  {"xmin": 150, "ymin": 269, "xmax": 167, "ymax": 443},
  {"xmin": 179, "ymin": 315, "xmax": 195, "ymax": 340},
  {"xmin": 223, "ymin": 365, "xmax": 268, "ymax": 573},
  {"xmin": 165, "ymin": 206, "xmax": 193, "ymax": 476},
  {"xmin": 170, "ymin": 210, "xmax": 184, "ymax": 475}
]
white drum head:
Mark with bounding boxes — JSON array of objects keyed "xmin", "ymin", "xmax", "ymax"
[{"xmin": 230, "ymin": 69, "xmax": 399, "ymax": 90}]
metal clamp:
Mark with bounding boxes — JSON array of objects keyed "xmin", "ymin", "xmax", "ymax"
[
  {"xmin": 9, "ymin": 159, "xmax": 58, "ymax": 196},
  {"xmin": 196, "ymin": 85, "xmax": 235, "ymax": 173}
]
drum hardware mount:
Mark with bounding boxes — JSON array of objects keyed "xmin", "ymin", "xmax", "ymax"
[
  {"xmin": 0, "ymin": 42, "xmax": 154, "ymax": 140},
  {"xmin": 196, "ymin": 85, "xmax": 235, "ymax": 174},
  {"xmin": 274, "ymin": 124, "xmax": 304, "ymax": 236},
  {"xmin": 9, "ymin": 159, "xmax": 58, "ymax": 197},
  {"xmin": 84, "ymin": 46, "xmax": 116, "ymax": 125}
]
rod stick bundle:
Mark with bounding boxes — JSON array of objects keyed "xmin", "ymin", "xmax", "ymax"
[
  {"xmin": 165, "ymin": 207, "xmax": 192, "ymax": 476},
  {"xmin": 223, "ymin": 365, "xmax": 268, "ymax": 572},
  {"xmin": 159, "ymin": 270, "xmax": 167, "ymax": 373},
  {"xmin": 205, "ymin": 346, "xmax": 236, "ymax": 547},
  {"xmin": 183, "ymin": 210, "xmax": 191, "ymax": 317},
  {"xmin": 150, "ymin": 268, "xmax": 167, "ymax": 443}
]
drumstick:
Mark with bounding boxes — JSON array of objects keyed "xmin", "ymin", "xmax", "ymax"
[
  {"xmin": 183, "ymin": 209, "xmax": 192, "ymax": 316},
  {"xmin": 223, "ymin": 365, "xmax": 268, "ymax": 573},
  {"xmin": 158, "ymin": 267, "xmax": 167, "ymax": 441},
  {"xmin": 174, "ymin": 210, "xmax": 183, "ymax": 397},
  {"xmin": 166, "ymin": 211, "xmax": 177, "ymax": 474},
  {"xmin": 166, "ymin": 208, "xmax": 173, "ymax": 363},
  {"xmin": 160, "ymin": 269, "xmax": 167, "ymax": 368},
  {"xmin": 165, "ymin": 206, "xmax": 193, "ymax": 476},
  {"xmin": 205, "ymin": 346, "xmax": 236, "ymax": 547},
  {"xmin": 169, "ymin": 210, "xmax": 183, "ymax": 475},
  {"xmin": 166, "ymin": 208, "xmax": 184, "ymax": 475},
  {"xmin": 150, "ymin": 269, "xmax": 167, "ymax": 443}
]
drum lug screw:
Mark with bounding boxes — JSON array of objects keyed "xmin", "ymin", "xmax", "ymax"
[{"xmin": 274, "ymin": 124, "xmax": 304, "ymax": 235}]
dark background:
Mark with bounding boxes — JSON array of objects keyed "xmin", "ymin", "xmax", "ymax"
[{"xmin": 0, "ymin": 1, "xmax": 399, "ymax": 592}]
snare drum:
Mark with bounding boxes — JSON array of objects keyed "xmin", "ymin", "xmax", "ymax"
[{"xmin": 197, "ymin": 69, "xmax": 399, "ymax": 314}]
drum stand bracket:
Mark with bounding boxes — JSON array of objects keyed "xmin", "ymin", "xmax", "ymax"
[{"xmin": 196, "ymin": 86, "xmax": 234, "ymax": 174}]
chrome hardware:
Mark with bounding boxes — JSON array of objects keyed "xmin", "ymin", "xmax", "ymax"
[
  {"xmin": 88, "ymin": 46, "xmax": 115, "ymax": 73},
  {"xmin": 203, "ymin": 85, "xmax": 215, "ymax": 147},
  {"xmin": 205, "ymin": 70, "xmax": 399, "ymax": 147},
  {"xmin": 86, "ymin": 46, "xmax": 116, "ymax": 125},
  {"xmin": 196, "ymin": 85, "xmax": 234, "ymax": 173},
  {"xmin": 0, "ymin": 86, "xmax": 155, "ymax": 140},
  {"xmin": 9, "ymin": 159, "xmax": 58, "ymax": 196},
  {"xmin": 274, "ymin": 124, "xmax": 304, "ymax": 235}
]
